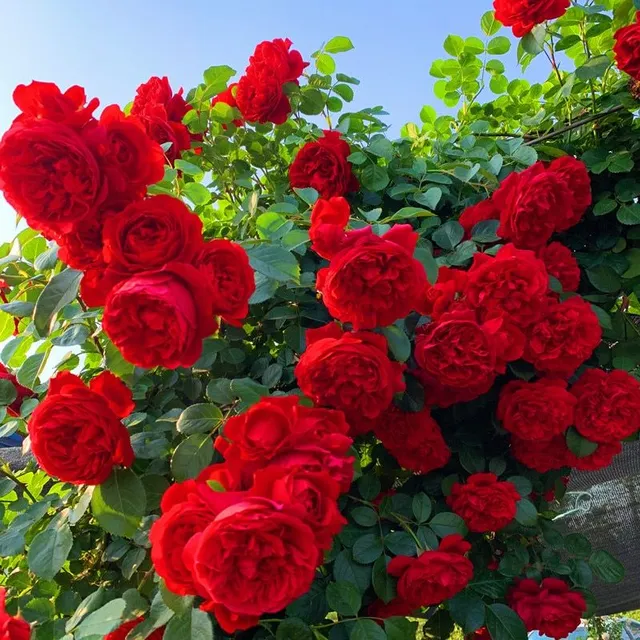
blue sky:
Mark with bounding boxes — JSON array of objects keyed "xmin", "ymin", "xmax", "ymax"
[{"xmin": 0, "ymin": 0, "xmax": 547, "ymax": 242}]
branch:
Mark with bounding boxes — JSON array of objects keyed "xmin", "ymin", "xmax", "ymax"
[
  {"xmin": 0, "ymin": 464, "xmax": 36, "ymax": 502},
  {"xmin": 526, "ymin": 104, "xmax": 626, "ymax": 146},
  {"xmin": 476, "ymin": 132, "xmax": 537, "ymax": 140}
]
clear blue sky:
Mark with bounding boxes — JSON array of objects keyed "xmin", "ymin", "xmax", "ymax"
[{"xmin": 0, "ymin": 0, "xmax": 547, "ymax": 242}]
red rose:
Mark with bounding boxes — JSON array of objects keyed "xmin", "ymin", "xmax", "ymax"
[
  {"xmin": 0, "ymin": 588, "xmax": 30, "ymax": 640},
  {"xmin": 447, "ymin": 473, "xmax": 521, "ymax": 533},
  {"xmin": 102, "ymin": 262, "xmax": 217, "ymax": 369},
  {"xmin": 309, "ymin": 197, "xmax": 350, "ymax": 259},
  {"xmin": 316, "ymin": 225, "xmax": 427, "ymax": 330},
  {"xmin": 468, "ymin": 628, "xmax": 491, "ymax": 640},
  {"xmin": 12, "ymin": 81, "xmax": 99, "ymax": 129},
  {"xmin": 295, "ymin": 323, "xmax": 405, "ymax": 434},
  {"xmin": 495, "ymin": 163, "xmax": 574, "ymax": 250},
  {"xmin": 614, "ymin": 14, "xmax": 640, "ymax": 81},
  {"xmin": 524, "ymin": 297, "xmax": 601, "ymax": 377},
  {"xmin": 0, "ymin": 120, "xmax": 105, "ymax": 236},
  {"xmin": 548, "ymin": 157, "xmax": 591, "ymax": 230},
  {"xmin": 566, "ymin": 440, "xmax": 622, "ymax": 472},
  {"xmin": 571, "ymin": 369, "xmax": 640, "ymax": 443},
  {"xmin": 236, "ymin": 68, "xmax": 293, "ymax": 125},
  {"xmin": 251, "ymin": 465, "xmax": 346, "ymax": 550},
  {"xmin": 212, "ymin": 83, "xmax": 243, "ymax": 127},
  {"xmin": 458, "ymin": 199, "xmax": 500, "ymax": 238},
  {"xmin": 417, "ymin": 266, "xmax": 467, "ymax": 320},
  {"xmin": 105, "ymin": 618, "xmax": 164, "ymax": 640},
  {"xmin": 367, "ymin": 598, "xmax": 415, "ymax": 621},
  {"xmin": 186, "ymin": 495, "xmax": 318, "ymax": 630},
  {"xmin": 414, "ymin": 309, "xmax": 523, "ymax": 408},
  {"xmin": 373, "ymin": 406, "xmax": 450, "ymax": 474},
  {"xmin": 28, "ymin": 371, "xmax": 134, "ymax": 485},
  {"xmin": 497, "ymin": 378, "xmax": 576, "ymax": 441},
  {"xmin": 57, "ymin": 213, "xmax": 106, "ymax": 271},
  {"xmin": 387, "ymin": 535, "xmax": 473, "ymax": 607},
  {"xmin": 465, "ymin": 244, "xmax": 549, "ymax": 327},
  {"xmin": 508, "ymin": 578, "xmax": 586, "ymax": 640},
  {"xmin": 248, "ymin": 38, "xmax": 308, "ymax": 84},
  {"xmin": 539, "ymin": 242, "xmax": 581, "ymax": 292},
  {"xmin": 289, "ymin": 130, "xmax": 359, "ymax": 198},
  {"xmin": 0, "ymin": 363, "xmax": 34, "ymax": 417},
  {"xmin": 493, "ymin": 0, "xmax": 570, "ymax": 36},
  {"xmin": 85, "ymin": 105, "xmax": 165, "ymax": 205},
  {"xmin": 193, "ymin": 239, "xmax": 255, "ymax": 326},
  {"xmin": 511, "ymin": 434, "xmax": 569, "ymax": 473}
]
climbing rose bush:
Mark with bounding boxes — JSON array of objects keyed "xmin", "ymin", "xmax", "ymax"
[{"xmin": 0, "ymin": 1, "xmax": 638, "ymax": 639}]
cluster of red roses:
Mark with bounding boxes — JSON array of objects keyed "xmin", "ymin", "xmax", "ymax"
[
  {"xmin": 213, "ymin": 39, "xmax": 308, "ymax": 126},
  {"xmin": 149, "ymin": 396, "xmax": 354, "ymax": 634},
  {"xmin": 0, "ymin": 79, "xmax": 256, "ymax": 370}
]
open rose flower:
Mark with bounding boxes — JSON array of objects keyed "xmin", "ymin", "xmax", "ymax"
[
  {"xmin": 102, "ymin": 262, "xmax": 217, "ymax": 369},
  {"xmin": 539, "ymin": 242, "xmax": 581, "ymax": 292},
  {"xmin": 28, "ymin": 371, "xmax": 134, "ymax": 485},
  {"xmin": 511, "ymin": 434, "xmax": 570, "ymax": 473},
  {"xmin": 295, "ymin": 323, "xmax": 405, "ymax": 435},
  {"xmin": 447, "ymin": 473, "xmax": 521, "ymax": 533},
  {"xmin": 547, "ymin": 156, "xmax": 591, "ymax": 230},
  {"xmin": 309, "ymin": 197, "xmax": 350, "ymax": 259},
  {"xmin": 493, "ymin": 0, "xmax": 570, "ymax": 37},
  {"xmin": 289, "ymin": 130, "xmax": 359, "ymax": 198},
  {"xmin": 614, "ymin": 14, "xmax": 640, "ymax": 81},
  {"xmin": 417, "ymin": 266, "xmax": 468, "ymax": 320}
]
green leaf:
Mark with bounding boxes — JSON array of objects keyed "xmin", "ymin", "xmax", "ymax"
[
  {"xmin": 352, "ymin": 533, "xmax": 384, "ymax": 564},
  {"xmin": 481, "ymin": 11, "xmax": 502, "ymax": 36},
  {"xmin": 514, "ymin": 499, "xmax": 538, "ymax": 527},
  {"xmin": 325, "ymin": 36, "xmax": 354, "ymax": 54},
  {"xmin": 17, "ymin": 351, "xmax": 47, "ymax": 390},
  {"xmin": 174, "ymin": 160, "xmax": 203, "ymax": 176},
  {"xmin": 368, "ymin": 136, "xmax": 394, "ymax": 161},
  {"xmin": 508, "ymin": 476, "xmax": 532, "ymax": 498},
  {"xmin": 316, "ymin": 53, "xmax": 336, "ymax": 74},
  {"xmin": 565, "ymin": 533, "xmax": 593, "ymax": 559},
  {"xmin": 372, "ymin": 555, "xmax": 396, "ymax": 604},
  {"xmin": 361, "ymin": 165, "xmax": 390, "ymax": 192},
  {"xmin": 590, "ymin": 304, "xmax": 613, "ymax": 331},
  {"xmin": 593, "ymin": 198, "xmax": 617, "ymax": 216},
  {"xmin": 430, "ymin": 512, "xmax": 468, "ymax": 537},
  {"xmin": 471, "ymin": 220, "xmax": 500, "ymax": 243},
  {"xmin": 512, "ymin": 145, "xmax": 538, "ymax": 166},
  {"xmin": 358, "ymin": 475, "xmax": 381, "ymax": 501},
  {"xmin": 413, "ymin": 187, "xmax": 442, "ymax": 209},
  {"xmin": 412, "ymin": 493, "xmax": 432, "ymax": 523},
  {"xmin": 0, "ymin": 379, "xmax": 17, "ymax": 406},
  {"xmin": 348, "ymin": 151, "xmax": 367, "ymax": 165},
  {"xmin": 28, "ymin": 519, "xmax": 73, "ymax": 580},
  {"xmin": 294, "ymin": 187, "xmax": 319, "ymax": 206},
  {"xmin": 608, "ymin": 152, "xmax": 634, "ymax": 174},
  {"xmin": 74, "ymin": 599, "xmax": 127, "ymax": 639},
  {"xmin": 566, "ymin": 427, "xmax": 598, "ymax": 458},
  {"xmin": 385, "ymin": 617, "xmax": 418, "ymax": 640},
  {"xmin": 333, "ymin": 549, "xmax": 372, "ymax": 592},
  {"xmin": 0, "ymin": 301, "xmax": 34, "ymax": 317},
  {"xmin": 276, "ymin": 618, "xmax": 313, "ymax": 640},
  {"xmin": 335, "ymin": 84, "xmax": 355, "ymax": 102},
  {"xmin": 444, "ymin": 35, "xmax": 465, "ymax": 57},
  {"xmin": 486, "ymin": 604, "xmax": 527, "ymax": 640},
  {"xmin": 326, "ymin": 581, "xmax": 362, "ymax": 616},
  {"xmin": 381, "ymin": 325, "xmax": 411, "ymax": 363},
  {"xmin": 91, "ymin": 468, "xmax": 146, "ymax": 538},
  {"xmin": 34, "ymin": 245, "xmax": 59, "ymax": 271},
  {"xmin": 65, "ymin": 588, "xmax": 106, "ymax": 633},
  {"xmin": 300, "ymin": 88, "xmax": 326, "ymax": 115},
  {"xmin": 51, "ymin": 324, "xmax": 90, "ymax": 347},
  {"xmin": 229, "ymin": 377, "xmax": 269, "ymax": 404},
  {"xmin": 448, "ymin": 592, "xmax": 486, "ymax": 634},
  {"xmin": 171, "ymin": 434, "xmax": 214, "ymax": 482},
  {"xmin": 432, "ymin": 221, "xmax": 464, "ymax": 250},
  {"xmin": 177, "ymin": 404, "xmax": 223, "ymax": 436},
  {"xmin": 182, "ymin": 183, "xmax": 211, "ymax": 206},
  {"xmin": 590, "ymin": 550, "xmax": 624, "ymax": 583},
  {"xmin": 384, "ymin": 531, "xmax": 416, "ymax": 556},
  {"xmin": 164, "ymin": 608, "xmax": 213, "ymax": 640},
  {"xmin": 575, "ymin": 55, "xmax": 610, "ymax": 80},
  {"xmin": 586, "ymin": 265, "xmax": 621, "ymax": 293},
  {"xmin": 414, "ymin": 247, "xmax": 439, "ymax": 285},
  {"xmin": 520, "ymin": 25, "xmax": 546, "ymax": 56},
  {"xmin": 351, "ymin": 619, "xmax": 387, "ymax": 640},
  {"xmin": 202, "ymin": 65, "xmax": 236, "ymax": 94},
  {"xmin": 247, "ymin": 245, "xmax": 300, "ymax": 283},
  {"xmin": 287, "ymin": 581, "xmax": 329, "ymax": 624},
  {"xmin": 34, "ymin": 268, "xmax": 82, "ymax": 337},
  {"xmin": 618, "ymin": 204, "xmax": 640, "ymax": 225},
  {"xmin": 487, "ymin": 36, "xmax": 511, "ymax": 55}
]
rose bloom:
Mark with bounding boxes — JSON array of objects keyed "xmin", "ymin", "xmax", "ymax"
[
  {"xmin": 495, "ymin": 163, "xmax": 574, "ymax": 250},
  {"xmin": 316, "ymin": 224, "xmax": 427, "ymax": 330},
  {"xmin": 236, "ymin": 67, "xmax": 294, "ymax": 125},
  {"xmin": 0, "ymin": 120, "xmax": 105, "ymax": 236},
  {"xmin": 547, "ymin": 157, "xmax": 591, "ymax": 230},
  {"xmin": 497, "ymin": 378, "xmax": 576, "ymax": 441},
  {"xmin": 571, "ymin": 369, "xmax": 640, "ymax": 443},
  {"xmin": 367, "ymin": 598, "xmax": 415, "ymax": 621},
  {"xmin": 28, "ymin": 371, "xmax": 134, "ymax": 485},
  {"xmin": 524, "ymin": 297, "xmax": 602, "ymax": 377},
  {"xmin": 186, "ymin": 495, "xmax": 318, "ymax": 633},
  {"xmin": 102, "ymin": 262, "xmax": 217, "ymax": 369},
  {"xmin": 508, "ymin": 578, "xmax": 586, "ymax": 640},
  {"xmin": 106, "ymin": 619, "xmax": 164, "ymax": 640},
  {"xmin": 388, "ymin": 535, "xmax": 474, "ymax": 607},
  {"xmin": 309, "ymin": 196, "xmax": 350, "ymax": 259},
  {"xmin": 417, "ymin": 266, "xmax": 468, "ymax": 320},
  {"xmin": 511, "ymin": 434, "xmax": 570, "ymax": 473},
  {"xmin": 193, "ymin": 239, "xmax": 255, "ymax": 326},
  {"xmin": 212, "ymin": 83, "xmax": 243, "ymax": 127},
  {"xmin": 414, "ymin": 309, "xmax": 524, "ymax": 407},
  {"xmin": 295, "ymin": 322, "xmax": 405, "ymax": 434},
  {"xmin": 85, "ymin": 105, "xmax": 165, "ymax": 205},
  {"xmin": 251, "ymin": 465, "xmax": 346, "ymax": 551},
  {"xmin": 248, "ymin": 38, "xmax": 308, "ymax": 84},
  {"xmin": 458, "ymin": 198, "xmax": 500, "ymax": 238},
  {"xmin": 373, "ymin": 406, "xmax": 450, "ymax": 474},
  {"xmin": 615, "ymin": 14, "xmax": 640, "ymax": 81},
  {"xmin": 12, "ymin": 80, "xmax": 99, "ymax": 129},
  {"xmin": 0, "ymin": 363, "xmax": 34, "ymax": 417},
  {"xmin": 493, "ymin": 0, "xmax": 570, "ymax": 37},
  {"xmin": 465, "ymin": 244, "xmax": 549, "ymax": 327},
  {"xmin": 447, "ymin": 473, "xmax": 521, "ymax": 533},
  {"xmin": 289, "ymin": 130, "xmax": 359, "ymax": 198},
  {"xmin": 539, "ymin": 242, "xmax": 581, "ymax": 292},
  {"xmin": 0, "ymin": 588, "xmax": 30, "ymax": 640},
  {"xmin": 566, "ymin": 440, "xmax": 622, "ymax": 472},
  {"xmin": 57, "ymin": 213, "xmax": 107, "ymax": 272}
]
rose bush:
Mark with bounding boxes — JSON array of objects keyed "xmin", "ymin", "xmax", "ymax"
[{"xmin": 0, "ymin": 2, "xmax": 638, "ymax": 639}]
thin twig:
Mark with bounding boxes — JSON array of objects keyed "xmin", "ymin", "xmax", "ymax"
[{"xmin": 475, "ymin": 132, "xmax": 537, "ymax": 140}]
